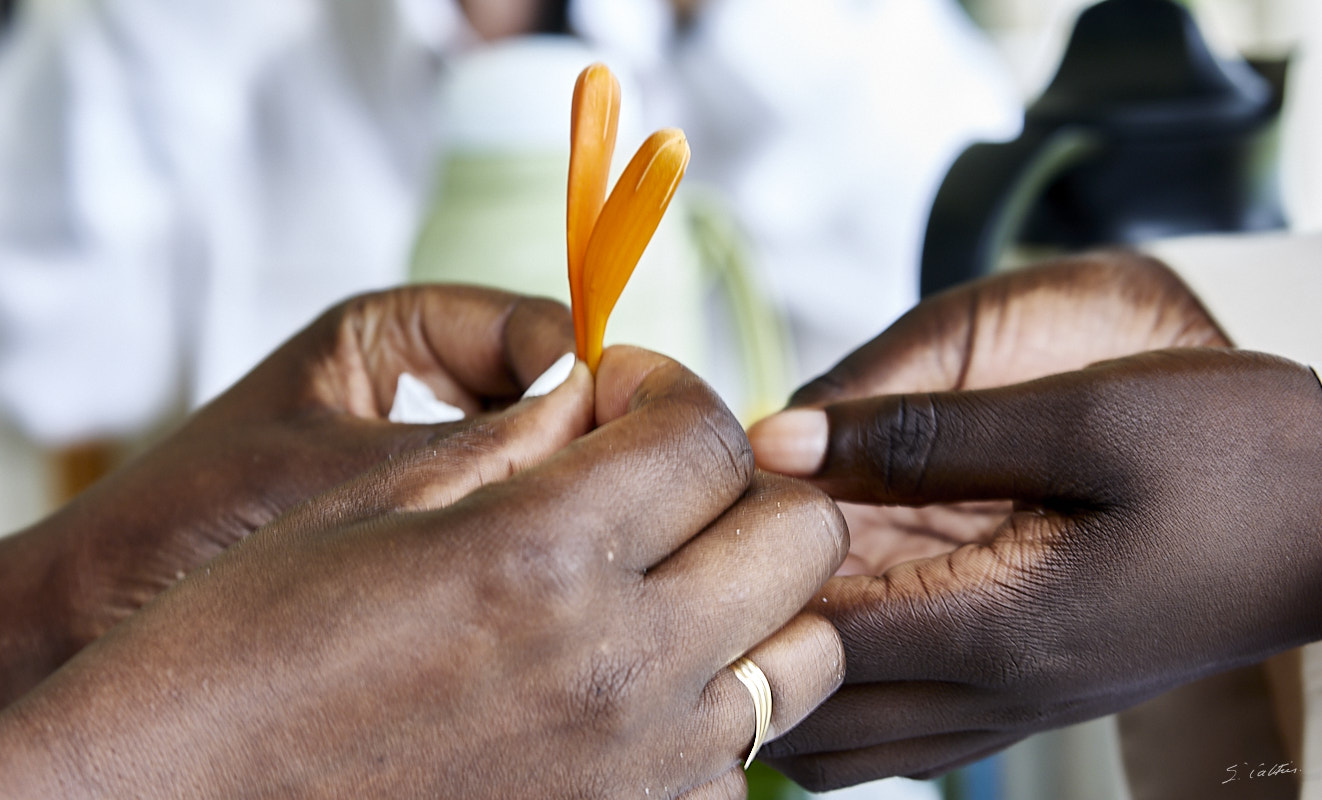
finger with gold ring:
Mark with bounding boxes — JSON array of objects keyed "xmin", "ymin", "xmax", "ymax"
[
  {"xmin": 709, "ymin": 614, "xmax": 843, "ymax": 772},
  {"xmin": 730, "ymin": 656, "xmax": 772, "ymax": 768}
]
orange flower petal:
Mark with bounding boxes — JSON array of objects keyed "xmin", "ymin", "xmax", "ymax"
[
  {"xmin": 581, "ymin": 128, "xmax": 690, "ymax": 372},
  {"xmin": 567, "ymin": 63, "xmax": 621, "ymax": 363}
]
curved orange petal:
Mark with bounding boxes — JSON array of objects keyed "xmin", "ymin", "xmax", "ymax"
[
  {"xmin": 581, "ymin": 128, "xmax": 690, "ymax": 372},
  {"xmin": 567, "ymin": 63, "xmax": 621, "ymax": 362}
]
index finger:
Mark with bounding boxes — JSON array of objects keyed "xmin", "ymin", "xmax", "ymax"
[
  {"xmin": 455, "ymin": 345, "xmax": 755, "ymax": 573},
  {"xmin": 788, "ymin": 253, "xmax": 1227, "ymax": 408},
  {"xmin": 294, "ymin": 285, "xmax": 576, "ymax": 417}
]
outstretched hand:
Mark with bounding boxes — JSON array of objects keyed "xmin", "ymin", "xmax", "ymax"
[
  {"xmin": 753, "ymin": 252, "xmax": 1229, "ymax": 574},
  {"xmin": 745, "ymin": 255, "xmax": 1322, "ymax": 789},
  {"xmin": 753, "ymin": 350, "xmax": 1322, "ymax": 788}
]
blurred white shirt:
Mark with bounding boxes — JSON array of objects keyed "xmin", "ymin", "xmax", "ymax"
[{"xmin": 0, "ymin": 0, "xmax": 460, "ymax": 441}]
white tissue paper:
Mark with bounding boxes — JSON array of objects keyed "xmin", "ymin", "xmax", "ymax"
[
  {"xmin": 387, "ymin": 354, "xmax": 575, "ymax": 424},
  {"xmin": 387, "ymin": 373, "xmax": 466, "ymax": 424},
  {"xmin": 521, "ymin": 353, "xmax": 575, "ymax": 399}
]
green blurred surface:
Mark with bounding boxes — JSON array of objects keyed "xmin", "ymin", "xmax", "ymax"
[{"xmin": 747, "ymin": 761, "xmax": 809, "ymax": 800}]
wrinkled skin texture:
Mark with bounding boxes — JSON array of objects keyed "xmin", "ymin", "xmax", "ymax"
[
  {"xmin": 0, "ymin": 286, "xmax": 581, "ymax": 703},
  {"xmin": 748, "ymin": 255, "xmax": 1322, "ymax": 789},
  {"xmin": 786, "ymin": 253, "xmax": 1230, "ymax": 576},
  {"xmin": 0, "ymin": 347, "xmax": 849, "ymax": 798}
]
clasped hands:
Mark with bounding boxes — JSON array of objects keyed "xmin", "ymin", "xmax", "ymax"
[
  {"xmin": 4, "ymin": 251, "xmax": 1322, "ymax": 797},
  {"xmin": 0, "ymin": 285, "xmax": 846, "ymax": 798}
]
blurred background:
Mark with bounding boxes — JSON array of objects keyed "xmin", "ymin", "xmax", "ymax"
[{"xmin": 0, "ymin": 0, "xmax": 1317, "ymax": 797}]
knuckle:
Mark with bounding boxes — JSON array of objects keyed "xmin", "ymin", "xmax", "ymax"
[
  {"xmin": 481, "ymin": 517, "xmax": 601, "ymax": 621},
  {"xmin": 631, "ymin": 365, "xmax": 754, "ymax": 493},
  {"xmin": 326, "ymin": 288, "xmax": 400, "ymax": 343},
  {"xmin": 660, "ymin": 390, "xmax": 754, "ymax": 492},
  {"xmin": 695, "ymin": 403, "xmax": 755, "ymax": 490},
  {"xmin": 321, "ymin": 289, "xmax": 407, "ymax": 367},
  {"xmin": 754, "ymin": 473, "xmax": 849, "ymax": 572},
  {"xmin": 801, "ymin": 614, "xmax": 847, "ymax": 691},
  {"xmin": 1087, "ymin": 248, "xmax": 1184, "ymax": 291},
  {"xmin": 855, "ymin": 393, "xmax": 940, "ymax": 498}
]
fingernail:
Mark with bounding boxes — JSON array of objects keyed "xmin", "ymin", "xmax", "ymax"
[
  {"xmin": 522, "ymin": 353, "xmax": 576, "ymax": 399},
  {"xmin": 389, "ymin": 373, "xmax": 466, "ymax": 424},
  {"xmin": 747, "ymin": 408, "xmax": 827, "ymax": 476}
]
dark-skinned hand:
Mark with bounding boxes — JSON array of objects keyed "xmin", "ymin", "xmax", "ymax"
[
  {"xmin": 753, "ymin": 252, "xmax": 1229, "ymax": 576},
  {"xmin": 745, "ymin": 257, "xmax": 1322, "ymax": 790},
  {"xmin": 0, "ymin": 347, "xmax": 848, "ymax": 799},
  {"xmin": 0, "ymin": 285, "xmax": 578, "ymax": 703}
]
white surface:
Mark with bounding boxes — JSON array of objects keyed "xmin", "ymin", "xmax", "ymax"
[
  {"xmin": 811, "ymin": 777, "xmax": 942, "ymax": 800},
  {"xmin": 387, "ymin": 373, "xmax": 465, "ymax": 425},
  {"xmin": 1147, "ymin": 231, "xmax": 1322, "ymax": 366},
  {"xmin": 522, "ymin": 353, "xmax": 575, "ymax": 399},
  {"xmin": 1305, "ymin": 644, "xmax": 1322, "ymax": 800}
]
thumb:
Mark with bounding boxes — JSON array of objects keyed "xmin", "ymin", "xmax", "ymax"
[
  {"xmin": 749, "ymin": 375, "xmax": 1108, "ymax": 508},
  {"xmin": 285, "ymin": 358, "xmax": 596, "ymax": 531}
]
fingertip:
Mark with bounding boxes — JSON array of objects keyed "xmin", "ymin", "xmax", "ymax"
[
  {"xmin": 748, "ymin": 409, "xmax": 828, "ymax": 477},
  {"xmin": 564, "ymin": 357, "xmax": 593, "ymax": 392},
  {"xmin": 561, "ymin": 359, "xmax": 596, "ymax": 421},
  {"xmin": 791, "ymin": 612, "xmax": 847, "ymax": 699},
  {"xmin": 516, "ymin": 357, "xmax": 595, "ymax": 434}
]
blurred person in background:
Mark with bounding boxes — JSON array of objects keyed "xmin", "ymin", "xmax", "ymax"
[{"xmin": 0, "ymin": 0, "xmax": 1016, "ymax": 475}]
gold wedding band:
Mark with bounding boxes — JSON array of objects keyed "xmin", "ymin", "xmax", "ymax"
[{"xmin": 730, "ymin": 656, "xmax": 772, "ymax": 769}]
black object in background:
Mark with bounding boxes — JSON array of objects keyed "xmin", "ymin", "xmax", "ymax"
[
  {"xmin": 535, "ymin": 0, "xmax": 571, "ymax": 35},
  {"xmin": 920, "ymin": 0, "xmax": 1287, "ymax": 297},
  {"xmin": 1, "ymin": 0, "xmax": 14, "ymax": 33}
]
